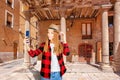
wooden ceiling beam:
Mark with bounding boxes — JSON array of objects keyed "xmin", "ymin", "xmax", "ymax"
[
  {"xmin": 32, "ymin": 0, "xmax": 40, "ymax": 6},
  {"xmin": 57, "ymin": 11, "xmax": 60, "ymax": 19},
  {"xmin": 77, "ymin": 8, "xmax": 81, "ymax": 18},
  {"xmin": 48, "ymin": 9, "xmax": 54, "ymax": 19},
  {"xmin": 84, "ymin": 7, "xmax": 90, "ymax": 18},
  {"xmin": 80, "ymin": 7, "xmax": 87, "ymax": 18},
  {"xmin": 21, "ymin": 0, "xmax": 112, "ymax": 20},
  {"xmin": 41, "ymin": 9, "xmax": 49, "ymax": 19},
  {"xmin": 65, "ymin": 9, "xmax": 72, "ymax": 19},
  {"xmin": 52, "ymin": 10, "xmax": 58, "ymax": 19},
  {"xmin": 95, "ymin": 9, "xmax": 102, "ymax": 17},
  {"xmin": 85, "ymin": 7, "xmax": 93, "ymax": 18},
  {"xmin": 91, "ymin": 9, "xmax": 98, "ymax": 17},
  {"xmin": 37, "ymin": 9, "xmax": 46, "ymax": 19},
  {"xmin": 74, "ymin": 8, "xmax": 79, "ymax": 18},
  {"xmin": 36, "ymin": 11, "xmax": 44, "ymax": 20},
  {"xmin": 79, "ymin": 8, "xmax": 83, "ymax": 18},
  {"xmin": 89, "ymin": 9, "xmax": 95, "ymax": 18},
  {"xmin": 45, "ymin": 10, "xmax": 51, "ymax": 19},
  {"xmin": 34, "ymin": 12, "xmax": 41, "ymax": 20}
]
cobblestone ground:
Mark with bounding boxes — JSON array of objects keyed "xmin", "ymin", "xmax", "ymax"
[
  {"xmin": 0, "ymin": 59, "xmax": 120, "ymax": 80},
  {"xmin": 63, "ymin": 63, "xmax": 120, "ymax": 80}
]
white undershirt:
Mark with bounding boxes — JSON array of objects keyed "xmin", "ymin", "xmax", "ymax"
[{"xmin": 50, "ymin": 43, "xmax": 60, "ymax": 72}]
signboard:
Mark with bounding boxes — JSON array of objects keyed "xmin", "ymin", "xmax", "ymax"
[{"xmin": 26, "ymin": 30, "xmax": 30, "ymax": 37}]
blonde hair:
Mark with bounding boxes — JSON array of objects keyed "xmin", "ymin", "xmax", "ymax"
[{"xmin": 43, "ymin": 24, "xmax": 63, "ymax": 55}]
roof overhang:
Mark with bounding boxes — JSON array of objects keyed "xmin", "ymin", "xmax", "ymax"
[{"xmin": 21, "ymin": 0, "xmax": 113, "ymax": 21}]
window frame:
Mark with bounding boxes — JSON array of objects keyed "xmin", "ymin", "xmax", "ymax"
[
  {"xmin": 6, "ymin": 0, "xmax": 14, "ymax": 8},
  {"xmin": 5, "ymin": 10, "xmax": 14, "ymax": 28},
  {"xmin": 108, "ymin": 16, "xmax": 113, "ymax": 27},
  {"xmin": 81, "ymin": 22, "xmax": 92, "ymax": 39}
]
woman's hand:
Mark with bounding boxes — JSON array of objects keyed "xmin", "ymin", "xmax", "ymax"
[{"xmin": 60, "ymin": 32, "xmax": 66, "ymax": 43}]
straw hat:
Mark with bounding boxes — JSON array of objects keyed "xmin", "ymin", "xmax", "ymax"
[{"xmin": 49, "ymin": 24, "xmax": 60, "ymax": 32}]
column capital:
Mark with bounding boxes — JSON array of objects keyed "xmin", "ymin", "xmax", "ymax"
[
  {"xmin": 22, "ymin": 3, "xmax": 33, "ymax": 20},
  {"xmin": 23, "ymin": 11, "xmax": 32, "ymax": 20},
  {"xmin": 101, "ymin": 4, "xmax": 112, "ymax": 11}
]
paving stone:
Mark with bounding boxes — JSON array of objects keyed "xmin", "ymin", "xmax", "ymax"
[{"xmin": 0, "ymin": 59, "xmax": 120, "ymax": 80}]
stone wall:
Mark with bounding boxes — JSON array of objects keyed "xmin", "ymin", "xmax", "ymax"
[{"xmin": 0, "ymin": 0, "xmax": 21, "ymax": 62}]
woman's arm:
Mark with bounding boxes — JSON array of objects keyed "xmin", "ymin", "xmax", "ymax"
[
  {"xmin": 63, "ymin": 43, "xmax": 70, "ymax": 56},
  {"xmin": 60, "ymin": 32, "xmax": 70, "ymax": 56},
  {"xmin": 28, "ymin": 42, "xmax": 45, "ymax": 57}
]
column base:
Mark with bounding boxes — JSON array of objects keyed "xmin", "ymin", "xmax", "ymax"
[
  {"xmin": 100, "ymin": 64, "xmax": 113, "ymax": 72},
  {"xmin": 113, "ymin": 54, "xmax": 120, "ymax": 72},
  {"xmin": 113, "ymin": 64, "xmax": 120, "ymax": 72}
]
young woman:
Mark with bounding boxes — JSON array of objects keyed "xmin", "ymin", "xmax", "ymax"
[{"xmin": 28, "ymin": 24, "xmax": 70, "ymax": 80}]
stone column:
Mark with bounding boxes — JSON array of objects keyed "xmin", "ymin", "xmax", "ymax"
[
  {"xmin": 60, "ymin": 17, "xmax": 66, "ymax": 38},
  {"xmin": 60, "ymin": 17, "xmax": 67, "ymax": 63},
  {"xmin": 113, "ymin": 0, "xmax": 120, "ymax": 72},
  {"xmin": 23, "ymin": 11, "xmax": 31, "ymax": 68},
  {"xmin": 101, "ymin": 5, "xmax": 113, "ymax": 72}
]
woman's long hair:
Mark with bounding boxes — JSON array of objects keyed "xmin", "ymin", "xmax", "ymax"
[{"xmin": 43, "ymin": 31, "xmax": 63, "ymax": 55}]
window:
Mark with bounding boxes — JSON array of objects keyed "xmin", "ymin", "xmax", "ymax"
[
  {"xmin": 81, "ymin": 23, "xmax": 92, "ymax": 39},
  {"xmin": 5, "ymin": 10, "xmax": 14, "ymax": 28},
  {"xmin": 108, "ymin": 16, "xmax": 113, "ymax": 27},
  {"xmin": 6, "ymin": 0, "xmax": 14, "ymax": 8}
]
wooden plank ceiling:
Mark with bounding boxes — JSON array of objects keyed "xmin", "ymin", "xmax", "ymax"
[{"xmin": 21, "ymin": 0, "xmax": 113, "ymax": 20}]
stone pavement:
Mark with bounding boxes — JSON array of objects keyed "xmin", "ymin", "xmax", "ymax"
[
  {"xmin": 0, "ymin": 59, "xmax": 40, "ymax": 80},
  {"xmin": 63, "ymin": 62, "xmax": 120, "ymax": 80},
  {"xmin": 0, "ymin": 59, "xmax": 120, "ymax": 80}
]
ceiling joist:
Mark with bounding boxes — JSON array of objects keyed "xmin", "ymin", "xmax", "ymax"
[{"xmin": 21, "ymin": 0, "xmax": 113, "ymax": 20}]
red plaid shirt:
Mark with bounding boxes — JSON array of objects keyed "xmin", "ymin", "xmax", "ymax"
[{"xmin": 28, "ymin": 42, "xmax": 70, "ymax": 79}]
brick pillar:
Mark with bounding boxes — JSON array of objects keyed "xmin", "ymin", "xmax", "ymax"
[
  {"xmin": 60, "ymin": 17, "xmax": 67, "ymax": 63},
  {"xmin": 101, "ymin": 5, "xmax": 113, "ymax": 72},
  {"xmin": 113, "ymin": 0, "xmax": 120, "ymax": 72}
]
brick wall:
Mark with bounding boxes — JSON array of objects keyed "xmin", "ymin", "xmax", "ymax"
[
  {"xmin": 38, "ymin": 16, "xmax": 104, "ymax": 61},
  {"xmin": 0, "ymin": 0, "xmax": 21, "ymax": 62}
]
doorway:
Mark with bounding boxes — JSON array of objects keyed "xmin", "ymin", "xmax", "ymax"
[
  {"xmin": 13, "ymin": 42, "xmax": 18, "ymax": 59},
  {"xmin": 78, "ymin": 43, "xmax": 92, "ymax": 63}
]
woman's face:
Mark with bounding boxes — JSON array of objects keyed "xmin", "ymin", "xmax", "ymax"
[{"xmin": 47, "ymin": 29, "xmax": 54, "ymax": 41}]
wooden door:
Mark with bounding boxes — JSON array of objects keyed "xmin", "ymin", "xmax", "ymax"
[
  {"xmin": 79, "ymin": 43, "xmax": 92, "ymax": 63},
  {"xmin": 13, "ymin": 42, "xmax": 17, "ymax": 59}
]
